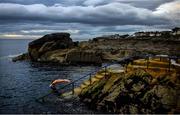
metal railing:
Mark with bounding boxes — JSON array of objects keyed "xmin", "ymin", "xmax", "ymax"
[{"xmin": 59, "ymin": 63, "xmax": 112, "ymax": 95}]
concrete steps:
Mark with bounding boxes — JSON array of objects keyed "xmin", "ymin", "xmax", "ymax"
[
  {"xmin": 62, "ymin": 68, "xmax": 120, "ymax": 96},
  {"xmin": 74, "ymin": 87, "xmax": 82, "ymax": 94},
  {"xmin": 80, "ymin": 84, "xmax": 87, "ymax": 89},
  {"xmin": 95, "ymin": 74, "xmax": 105, "ymax": 79},
  {"xmin": 73, "ymin": 73, "xmax": 105, "ymax": 95}
]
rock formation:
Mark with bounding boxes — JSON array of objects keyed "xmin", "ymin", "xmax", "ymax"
[
  {"xmin": 28, "ymin": 33, "xmax": 74, "ymax": 61},
  {"xmin": 78, "ymin": 69, "xmax": 179, "ymax": 114},
  {"xmin": 12, "ymin": 33, "xmax": 103, "ymax": 65},
  {"xmin": 65, "ymin": 49, "xmax": 102, "ymax": 65},
  {"xmin": 12, "ymin": 53, "xmax": 29, "ymax": 62},
  {"xmin": 12, "ymin": 32, "xmax": 180, "ymax": 65}
]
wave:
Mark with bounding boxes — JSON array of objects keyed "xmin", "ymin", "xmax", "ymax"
[{"xmin": 0, "ymin": 53, "xmax": 22, "ymax": 60}]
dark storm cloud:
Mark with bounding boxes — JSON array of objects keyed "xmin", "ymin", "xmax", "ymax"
[
  {"xmin": 0, "ymin": 2, "xmax": 174, "ymax": 25},
  {"xmin": 0, "ymin": 0, "xmax": 173, "ymax": 9},
  {"xmin": 0, "ymin": 0, "xmax": 85, "ymax": 6},
  {"xmin": 0, "ymin": 0, "xmax": 179, "ymax": 39}
]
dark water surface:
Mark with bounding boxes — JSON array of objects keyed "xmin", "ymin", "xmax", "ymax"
[{"xmin": 0, "ymin": 39, "xmax": 99, "ymax": 113}]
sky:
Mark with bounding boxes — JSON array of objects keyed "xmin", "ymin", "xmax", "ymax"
[{"xmin": 0, "ymin": 0, "xmax": 180, "ymax": 40}]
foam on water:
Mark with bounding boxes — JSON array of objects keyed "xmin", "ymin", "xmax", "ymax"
[{"xmin": 0, "ymin": 54, "xmax": 22, "ymax": 60}]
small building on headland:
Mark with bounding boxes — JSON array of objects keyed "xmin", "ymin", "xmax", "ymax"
[{"xmin": 172, "ymin": 27, "xmax": 180, "ymax": 35}]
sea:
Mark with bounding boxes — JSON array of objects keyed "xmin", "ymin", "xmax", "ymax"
[{"xmin": 0, "ymin": 39, "xmax": 101, "ymax": 114}]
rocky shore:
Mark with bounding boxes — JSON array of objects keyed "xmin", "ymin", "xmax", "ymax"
[
  {"xmin": 12, "ymin": 32, "xmax": 180, "ymax": 66},
  {"xmin": 77, "ymin": 59, "xmax": 180, "ymax": 114},
  {"xmin": 12, "ymin": 32, "xmax": 180, "ymax": 114}
]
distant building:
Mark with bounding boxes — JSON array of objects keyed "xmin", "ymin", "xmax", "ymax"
[
  {"xmin": 134, "ymin": 31, "xmax": 162, "ymax": 37},
  {"xmin": 149, "ymin": 32, "xmax": 157, "ymax": 37},
  {"xmin": 110, "ymin": 34, "xmax": 121, "ymax": 39},
  {"xmin": 172, "ymin": 27, "xmax": 180, "ymax": 35},
  {"xmin": 155, "ymin": 32, "xmax": 162, "ymax": 36},
  {"xmin": 101, "ymin": 34, "xmax": 129, "ymax": 39},
  {"xmin": 134, "ymin": 32, "xmax": 147, "ymax": 37}
]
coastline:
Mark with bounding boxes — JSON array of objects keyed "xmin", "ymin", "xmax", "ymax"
[{"xmin": 10, "ymin": 30, "xmax": 180, "ymax": 114}]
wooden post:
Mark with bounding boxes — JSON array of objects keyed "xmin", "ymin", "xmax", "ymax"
[{"xmin": 72, "ymin": 83, "xmax": 74, "ymax": 95}]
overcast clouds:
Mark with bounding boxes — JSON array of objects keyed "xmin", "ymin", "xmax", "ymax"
[{"xmin": 0, "ymin": 0, "xmax": 179, "ymax": 40}]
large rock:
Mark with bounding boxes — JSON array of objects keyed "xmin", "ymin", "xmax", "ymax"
[{"xmin": 28, "ymin": 33, "xmax": 74, "ymax": 61}]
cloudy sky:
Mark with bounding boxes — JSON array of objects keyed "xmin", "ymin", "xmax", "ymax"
[{"xmin": 0, "ymin": 0, "xmax": 180, "ymax": 40}]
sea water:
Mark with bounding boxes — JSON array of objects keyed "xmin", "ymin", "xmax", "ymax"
[{"xmin": 0, "ymin": 39, "xmax": 99, "ymax": 113}]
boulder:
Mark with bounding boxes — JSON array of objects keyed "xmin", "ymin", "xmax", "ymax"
[{"xmin": 28, "ymin": 33, "xmax": 74, "ymax": 61}]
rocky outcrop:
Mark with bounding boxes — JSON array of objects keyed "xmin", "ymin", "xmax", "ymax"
[
  {"xmin": 15, "ymin": 33, "xmax": 102, "ymax": 65},
  {"xmin": 37, "ymin": 49, "xmax": 68, "ymax": 63},
  {"xmin": 78, "ymin": 69, "xmax": 179, "ymax": 114},
  {"xmin": 28, "ymin": 33, "xmax": 74, "ymax": 61},
  {"xmin": 12, "ymin": 32, "xmax": 180, "ymax": 65},
  {"xmin": 65, "ymin": 49, "xmax": 102, "ymax": 65},
  {"xmin": 12, "ymin": 53, "xmax": 29, "ymax": 62}
]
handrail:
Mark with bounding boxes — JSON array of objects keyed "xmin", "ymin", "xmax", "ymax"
[
  {"xmin": 59, "ymin": 64, "xmax": 112, "ymax": 91},
  {"xmin": 36, "ymin": 63, "xmax": 117, "ymax": 101}
]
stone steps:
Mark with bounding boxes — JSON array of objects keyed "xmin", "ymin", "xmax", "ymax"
[
  {"xmin": 74, "ymin": 87, "xmax": 82, "ymax": 94},
  {"xmin": 74, "ymin": 73, "xmax": 105, "ymax": 95},
  {"xmin": 95, "ymin": 74, "xmax": 105, "ymax": 79},
  {"xmin": 62, "ymin": 70, "xmax": 111, "ymax": 95},
  {"xmin": 83, "ymin": 76, "xmax": 102, "ymax": 86},
  {"xmin": 80, "ymin": 84, "xmax": 87, "ymax": 89}
]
